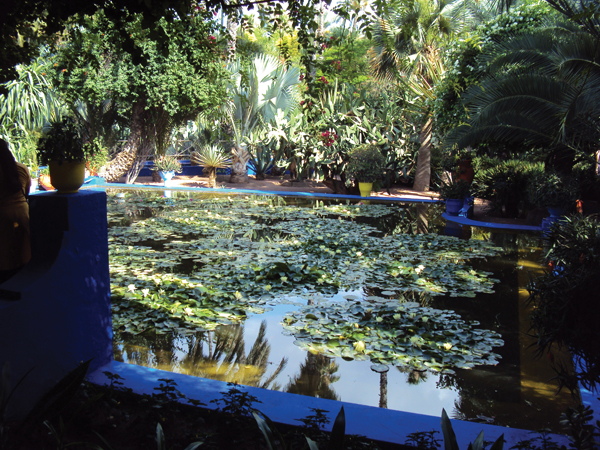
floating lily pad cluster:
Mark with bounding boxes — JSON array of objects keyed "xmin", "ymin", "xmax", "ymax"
[
  {"xmin": 283, "ymin": 298, "xmax": 504, "ymax": 374},
  {"xmin": 108, "ymin": 193, "xmax": 504, "ymax": 374}
]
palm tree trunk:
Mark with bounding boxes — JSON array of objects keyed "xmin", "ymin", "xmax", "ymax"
[
  {"xmin": 413, "ymin": 116, "xmax": 432, "ymax": 192},
  {"xmin": 226, "ymin": 15, "xmax": 238, "ymax": 62},
  {"xmin": 102, "ymin": 102, "xmax": 152, "ymax": 183}
]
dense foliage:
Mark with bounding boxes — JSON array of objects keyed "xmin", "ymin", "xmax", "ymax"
[
  {"xmin": 49, "ymin": 8, "xmax": 229, "ymax": 177},
  {"xmin": 528, "ymin": 214, "xmax": 600, "ymax": 391}
]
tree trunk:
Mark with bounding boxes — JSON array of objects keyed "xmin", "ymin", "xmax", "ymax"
[
  {"xmin": 102, "ymin": 102, "xmax": 152, "ymax": 183},
  {"xmin": 230, "ymin": 144, "xmax": 250, "ymax": 183},
  {"xmin": 226, "ymin": 14, "xmax": 238, "ymax": 62},
  {"xmin": 413, "ymin": 116, "xmax": 432, "ymax": 192}
]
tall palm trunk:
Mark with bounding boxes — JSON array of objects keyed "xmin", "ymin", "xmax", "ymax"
[
  {"xmin": 413, "ymin": 115, "xmax": 432, "ymax": 192},
  {"xmin": 102, "ymin": 102, "xmax": 152, "ymax": 183},
  {"xmin": 226, "ymin": 15, "xmax": 238, "ymax": 62}
]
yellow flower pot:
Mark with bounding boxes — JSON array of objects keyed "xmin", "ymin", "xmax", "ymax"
[
  {"xmin": 49, "ymin": 161, "xmax": 86, "ymax": 193},
  {"xmin": 358, "ymin": 182, "xmax": 373, "ymax": 198}
]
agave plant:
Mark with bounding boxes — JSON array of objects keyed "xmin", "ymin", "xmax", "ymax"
[{"xmin": 191, "ymin": 144, "xmax": 231, "ymax": 188}]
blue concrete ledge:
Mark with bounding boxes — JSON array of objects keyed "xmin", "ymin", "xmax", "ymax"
[
  {"xmin": 88, "ymin": 361, "xmax": 569, "ymax": 449},
  {"xmin": 84, "ymin": 181, "xmax": 441, "ymax": 204},
  {"xmin": 442, "ymin": 212, "xmax": 543, "ymax": 232}
]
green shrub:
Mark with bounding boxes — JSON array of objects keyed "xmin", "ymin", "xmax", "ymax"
[
  {"xmin": 439, "ymin": 179, "xmax": 471, "ymax": 199},
  {"xmin": 471, "ymin": 159, "xmax": 544, "ymax": 212},
  {"xmin": 37, "ymin": 119, "xmax": 86, "ymax": 165},
  {"xmin": 526, "ymin": 171, "xmax": 579, "ymax": 209},
  {"xmin": 345, "ymin": 144, "xmax": 386, "ymax": 183},
  {"xmin": 528, "ymin": 214, "xmax": 600, "ymax": 391}
]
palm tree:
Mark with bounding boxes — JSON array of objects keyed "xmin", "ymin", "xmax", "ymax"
[
  {"xmin": 0, "ymin": 55, "xmax": 64, "ymax": 162},
  {"xmin": 226, "ymin": 53, "xmax": 301, "ymax": 182},
  {"xmin": 445, "ymin": 22, "xmax": 600, "ymax": 173},
  {"xmin": 369, "ymin": 0, "xmax": 454, "ymax": 192},
  {"xmin": 369, "ymin": 0, "xmax": 507, "ymax": 191}
]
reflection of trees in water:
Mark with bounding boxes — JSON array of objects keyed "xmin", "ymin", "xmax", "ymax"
[
  {"xmin": 114, "ymin": 320, "xmax": 287, "ymax": 389},
  {"xmin": 379, "ymin": 371, "xmax": 388, "ymax": 408},
  {"xmin": 397, "ymin": 365, "xmax": 429, "ymax": 385},
  {"xmin": 437, "ymin": 371, "xmax": 501, "ymax": 422},
  {"xmin": 285, "ymin": 353, "xmax": 340, "ymax": 400}
]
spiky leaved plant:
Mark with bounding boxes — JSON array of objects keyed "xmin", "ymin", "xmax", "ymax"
[{"xmin": 191, "ymin": 144, "xmax": 231, "ymax": 188}]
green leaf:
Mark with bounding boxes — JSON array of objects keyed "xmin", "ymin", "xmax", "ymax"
[{"xmin": 329, "ymin": 406, "xmax": 345, "ymax": 450}]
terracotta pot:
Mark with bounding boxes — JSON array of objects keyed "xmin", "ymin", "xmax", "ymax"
[
  {"xmin": 39, "ymin": 174, "xmax": 55, "ymax": 191},
  {"xmin": 457, "ymin": 159, "xmax": 475, "ymax": 184},
  {"xmin": 49, "ymin": 161, "xmax": 85, "ymax": 193}
]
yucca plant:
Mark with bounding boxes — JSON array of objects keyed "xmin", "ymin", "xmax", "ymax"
[{"xmin": 191, "ymin": 144, "xmax": 231, "ymax": 188}]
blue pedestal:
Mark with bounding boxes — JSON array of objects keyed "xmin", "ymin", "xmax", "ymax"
[{"xmin": 0, "ymin": 191, "xmax": 112, "ymax": 420}]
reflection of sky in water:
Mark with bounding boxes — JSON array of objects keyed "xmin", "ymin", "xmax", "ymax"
[{"xmin": 238, "ymin": 299, "xmax": 459, "ymax": 418}]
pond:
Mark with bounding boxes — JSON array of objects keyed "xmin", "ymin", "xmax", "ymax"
[{"xmin": 106, "ymin": 188, "xmax": 577, "ymax": 433}]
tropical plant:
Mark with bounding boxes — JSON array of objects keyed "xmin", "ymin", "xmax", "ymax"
[
  {"xmin": 345, "ymin": 143, "xmax": 386, "ymax": 183},
  {"xmin": 441, "ymin": 408, "xmax": 504, "ymax": 450},
  {"xmin": 243, "ymin": 126, "xmax": 275, "ymax": 180},
  {"xmin": 151, "ymin": 154, "xmax": 182, "ymax": 173},
  {"xmin": 439, "ymin": 178, "xmax": 471, "ymax": 199},
  {"xmin": 471, "ymin": 159, "xmax": 544, "ymax": 216},
  {"xmin": 527, "ymin": 213, "xmax": 600, "ymax": 391},
  {"xmin": 526, "ymin": 171, "xmax": 579, "ymax": 209},
  {"xmin": 432, "ymin": 1, "xmax": 553, "ymax": 141},
  {"xmin": 191, "ymin": 144, "xmax": 231, "ymax": 188},
  {"xmin": 226, "ymin": 53, "xmax": 301, "ymax": 179},
  {"xmin": 37, "ymin": 118, "xmax": 85, "ymax": 165},
  {"xmin": 253, "ymin": 406, "xmax": 346, "ymax": 450},
  {"xmin": 0, "ymin": 54, "xmax": 64, "ymax": 164},
  {"xmin": 445, "ymin": 14, "xmax": 600, "ymax": 174},
  {"xmin": 368, "ymin": 0, "xmax": 456, "ymax": 192},
  {"xmin": 49, "ymin": 8, "xmax": 229, "ymax": 184}
]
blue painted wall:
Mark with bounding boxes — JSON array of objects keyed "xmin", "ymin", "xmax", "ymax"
[{"xmin": 0, "ymin": 191, "xmax": 112, "ymax": 420}]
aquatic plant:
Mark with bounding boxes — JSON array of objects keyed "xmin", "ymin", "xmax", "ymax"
[
  {"xmin": 282, "ymin": 299, "xmax": 503, "ymax": 374},
  {"xmin": 107, "ymin": 194, "xmax": 504, "ymax": 374}
]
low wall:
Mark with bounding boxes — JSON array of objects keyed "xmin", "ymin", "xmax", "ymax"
[{"xmin": 0, "ymin": 190, "xmax": 112, "ymax": 420}]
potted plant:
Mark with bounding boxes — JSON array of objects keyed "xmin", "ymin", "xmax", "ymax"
[
  {"xmin": 345, "ymin": 144, "xmax": 386, "ymax": 197},
  {"xmin": 440, "ymin": 179, "xmax": 471, "ymax": 216},
  {"xmin": 527, "ymin": 171, "xmax": 578, "ymax": 217},
  {"xmin": 191, "ymin": 144, "xmax": 231, "ymax": 188},
  {"xmin": 151, "ymin": 154, "xmax": 182, "ymax": 185},
  {"xmin": 37, "ymin": 119, "xmax": 86, "ymax": 193}
]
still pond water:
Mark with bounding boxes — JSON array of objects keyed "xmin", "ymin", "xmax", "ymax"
[{"xmin": 106, "ymin": 188, "xmax": 577, "ymax": 433}]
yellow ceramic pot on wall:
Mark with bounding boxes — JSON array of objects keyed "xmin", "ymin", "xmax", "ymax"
[
  {"xmin": 49, "ymin": 161, "xmax": 86, "ymax": 193},
  {"xmin": 358, "ymin": 182, "xmax": 373, "ymax": 198}
]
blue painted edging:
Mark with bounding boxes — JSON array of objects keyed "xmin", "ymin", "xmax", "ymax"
[
  {"xmin": 442, "ymin": 212, "xmax": 543, "ymax": 231},
  {"xmin": 88, "ymin": 361, "xmax": 568, "ymax": 449},
  {"xmin": 84, "ymin": 181, "xmax": 441, "ymax": 204}
]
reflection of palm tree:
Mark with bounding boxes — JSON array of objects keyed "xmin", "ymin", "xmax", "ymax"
[
  {"xmin": 416, "ymin": 204, "xmax": 428, "ymax": 235},
  {"xmin": 285, "ymin": 353, "xmax": 340, "ymax": 400},
  {"xmin": 397, "ymin": 365, "xmax": 429, "ymax": 385},
  {"xmin": 379, "ymin": 371, "xmax": 388, "ymax": 408},
  {"xmin": 115, "ymin": 321, "xmax": 287, "ymax": 389}
]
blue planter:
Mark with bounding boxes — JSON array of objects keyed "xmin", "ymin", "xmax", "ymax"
[
  {"xmin": 159, "ymin": 170, "xmax": 175, "ymax": 182},
  {"xmin": 445, "ymin": 198, "xmax": 463, "ymax": 216},
  {"xmin": 547, "ymin": 206, "xmax": 567, "ymax": 217}
]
